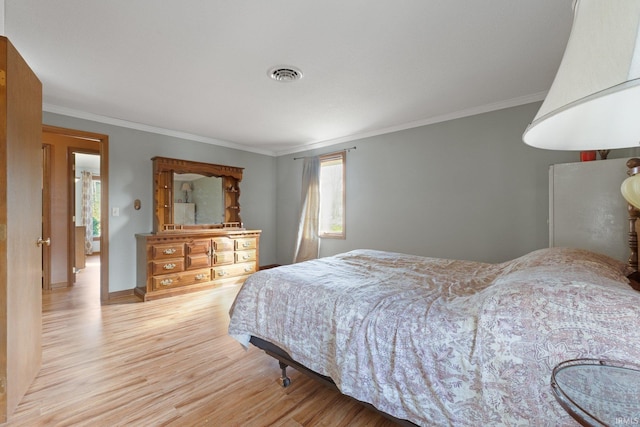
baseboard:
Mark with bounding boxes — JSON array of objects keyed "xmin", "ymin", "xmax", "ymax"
[
  {"xmin": 108, "ymin": 289, "xmax": 134, "ymax": 298},
  {"xmin": 104, "ymin": 289, "xmax": 144, "ymax": 303},
  {"xmin": 260, "ymin": 264, "xmax": 281, "ymax": 270},
  {"xmin": 50, "ymin": 281, "xmax": 69, "ymax": 289}
]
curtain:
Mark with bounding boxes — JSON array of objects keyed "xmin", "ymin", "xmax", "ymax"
[
  {"xmin": 293, "ymin": 156, "xmax": 320, "ymax": 263},
  {"xmin": 81, "ymin": 171, "xmax": 94, "ymax": 255}
]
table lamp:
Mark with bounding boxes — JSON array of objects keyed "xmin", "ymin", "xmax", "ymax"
[
  {"xmin": 522, "ymin": 0, "xmax": 640, "ymax": 208},
  {"xmin": 181, "ymin": 182, "xmax": 192, "ymax": 203}
]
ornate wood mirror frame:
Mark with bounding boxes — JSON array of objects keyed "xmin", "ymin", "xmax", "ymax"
[{"xmin": 152, "ymin": 156, "xmax": 244, "ymax": 232}]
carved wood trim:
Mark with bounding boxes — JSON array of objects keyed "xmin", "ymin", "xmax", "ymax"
[
  {"xmin": 152, "ymin": 157, "xmax": 244, "ymax": 180},
  {"xmin": 151, "ymin": 157, "xmax": 244, "ymax": 232}
]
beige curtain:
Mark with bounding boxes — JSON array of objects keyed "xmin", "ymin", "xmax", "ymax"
[
  {"xmin": 293, "ymin": 156, "xmax": 320, "ymax": 263},
  {"xmin": 81, "ymin": 171, "xmax": 94, "ymax": 255}
]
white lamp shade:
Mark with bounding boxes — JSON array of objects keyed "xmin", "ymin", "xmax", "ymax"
[
  {"xmin": 523, "ymin": 0, "xmax": 640, "ymax": 150},
  {"xmin": 622, "ymin": 173, "xmax": 640, "ymax": 208}
]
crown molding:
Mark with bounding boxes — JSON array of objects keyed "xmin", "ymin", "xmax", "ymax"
[
  {"xmin": 43, "ymin": 91, "xmax": 546, "ymax": 158},
  {"xmin": 276, "ymin": 91, "xmax": 547, "ymax": 156},
  {"xmin": 42, "ymin": 103, "xmax": 277, "ymax": 157}
]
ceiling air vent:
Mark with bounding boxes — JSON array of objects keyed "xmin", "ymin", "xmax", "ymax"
[{"xmin": 268, "ymin": 66, "xmax": 303, "ymax": 82}]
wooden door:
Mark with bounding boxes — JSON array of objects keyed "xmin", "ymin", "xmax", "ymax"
[
  {"xmin": 186, "ymin": 239, "xmax": 213, "ymax": 269},
  {"xmin": 0, "ymin": 37, "xmax": 43, "ymax": 422}
]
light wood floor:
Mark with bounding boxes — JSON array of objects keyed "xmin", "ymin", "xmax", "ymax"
[{"xmin": 7, "ymin": 256, "xmax": 397, "ymax": 427}]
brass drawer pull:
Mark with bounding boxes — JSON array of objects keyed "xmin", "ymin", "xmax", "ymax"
[
  {"xmin": 163, "ymin": 263, "xmax": 177, "ymax": 270},
  {"xmin": 163, "ymin": 248, "xmax": 177, "ymax": 255},
  {"xmin": 195, "ymin": 274, "xmax": 207, "ymax": 280},
  {"xmin": 244, "ymin": 266, "xmax": 253, "ymax": 273},
  {"xmin": 160, "ymin": 279, "xmax": 173, "ymax": 286},
  {"xmin": 218, "ymin": 270, "xmax": 228, "ymax": 277},
  {"xmin": 242, "ymin": 254, "xmax": 250, "ymax": 260},
  {"xmin": 242, "ymin": 241, "xmax": 251, "ymax": 248}
]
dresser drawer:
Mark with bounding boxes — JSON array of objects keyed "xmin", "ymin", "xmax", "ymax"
[
  {"xmin": 187, "ymin": 239, "xmax": 211, "ymax": 255},
  {"xmin": 151, "ymin": 243, "xmax": 185, "ymax": 260},
  {"xmin": 187, "ymin": 254, "xmax": 211, "ymax": 269},
  {"xmin": 235, "ymin": 249, "xmax": 256, "ymax": 263},
  {"xmin": 151, "ymin": 259, "xmax": 185, "ymax": 275},
  {"xmin": 213, "ymin": 237, "xmax": 234, "ymax": 252},
  {"xmin": 213, "ymin": 251, "xmax": 235, "ymax": 266},
  {"xmin": 213, "ymin": 262, "xmax": 256, "ymax": 280},
  {"xmin": 235, "ymin": 238, "xmax": 257, "ymax": 251},
  {"xmin": 152, "ymin": 269, "xmax": 211, "ymax": 290}
]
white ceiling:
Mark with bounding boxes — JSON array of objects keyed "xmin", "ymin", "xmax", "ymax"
[{"xmin": 4, "ymin": 1, "xmax": 573, "ymax": 156}]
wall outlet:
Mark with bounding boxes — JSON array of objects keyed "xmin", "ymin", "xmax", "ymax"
[{"xmin": 112, "ymin": 207, "xmax": 119, "ymax": 217}]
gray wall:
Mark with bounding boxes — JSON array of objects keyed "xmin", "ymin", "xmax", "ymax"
[
  {"xmin": 275, "ymin": 102, "xmax": 635, "ymax": 264},
  {"xmin": 43, "ymin": 112, "xmax": 277, "ymax": 293},
  {"xmin": 45, "ymin": 101, "xmax": 640, "ymax": 293}
]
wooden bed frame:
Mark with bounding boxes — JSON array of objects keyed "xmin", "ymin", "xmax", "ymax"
[{"xmin": 248, "ymin": 157, "xmax": 640, "ymax": 425}]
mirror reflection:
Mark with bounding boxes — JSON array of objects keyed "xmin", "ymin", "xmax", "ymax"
[
  {"xmin": 173, "ymin": 173, "xmax": 224, "ymax": 225},
  {"xmin": 152, "ymin": 156, "xmax": 244, "ymax": 232}
]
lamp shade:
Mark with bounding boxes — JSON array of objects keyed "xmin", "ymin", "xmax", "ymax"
[
  {"xmin": 622, "ymin": 173, "xmax": 640, "ymax": 209},
  {"xmin": 181, "ymin": 182, "xmax": 192, "ymax": 192},
  {"xmin": 523, "ymin": 0, "xmax": 640, "ymax": 150}
]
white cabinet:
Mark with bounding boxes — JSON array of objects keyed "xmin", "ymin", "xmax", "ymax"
[
  {"xmin": 174, "ymin": 203, "xmax": 195, "ymax": 225},
  {"xmin": 549, "ymin": 158, "xmax": 630, "ymax": 262}
]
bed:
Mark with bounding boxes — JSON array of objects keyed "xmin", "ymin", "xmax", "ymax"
[{"xmin": 228, "ymin": 245, "xmax": 640, "ymax": 426}]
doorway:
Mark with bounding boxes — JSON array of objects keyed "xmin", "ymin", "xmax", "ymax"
[
  {"xmin": 72, "ymin": 152, "xmax": 101, "ymax": 289},
  {"xmin": 42, "ymin": 125, "xmax": 109, "ymax": 302}
]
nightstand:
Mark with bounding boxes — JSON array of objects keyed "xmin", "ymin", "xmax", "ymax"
[{"xmin": 551, "ymin": 359, "xmax": 640, "ymax": 426}]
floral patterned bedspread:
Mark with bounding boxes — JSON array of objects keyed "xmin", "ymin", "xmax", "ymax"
[{"xmin": 228, "ymin": 247, "xmax": 640, "ymax": 426}]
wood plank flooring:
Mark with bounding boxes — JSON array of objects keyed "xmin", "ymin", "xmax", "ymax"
[{"xmin": 7, "ymin": 256, "xmax": 397, "ymax": 426}]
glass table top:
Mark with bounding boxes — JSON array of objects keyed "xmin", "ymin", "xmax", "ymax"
[{"xmin": 551, "ymin": 359, "xmax": 640, "ymax": 427}]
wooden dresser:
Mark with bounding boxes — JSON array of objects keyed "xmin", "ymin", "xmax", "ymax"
[{"xmin": 135, "ymin": 229, "xmax": 261, "ymax": 301}]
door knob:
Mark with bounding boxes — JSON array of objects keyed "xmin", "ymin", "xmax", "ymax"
[{"xmin": 37, "ymin": 237, "xmax": 51, "ymax": 247}]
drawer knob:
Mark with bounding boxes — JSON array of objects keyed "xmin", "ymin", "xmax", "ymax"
[
  {"xmin": 244, "ymin": 266, "xmax": 252, "ymax": 273},
  {"xmin": 160, "ymin": 279, "xmax": 173, "ymax": 286},
  {"xmin": 163, "ymin": 263, "xmax": 177, "ymax": 270},
  {"xmin": 219, "ymin": 270, "xmax": 227, "ymax": 277},
  {"xmin": 163, "ymin": 248, "xmax": 177, "ymax": 255},
  {"xmin": 243, "ymin": 242, "xmax": 251, "ymax": 247},
  {"xmin": 195, "ymin": 274, "xmax": 206, "ymax": 280},
  {"xmin": 242, "ymin": 254, "xmax": 250, "ymax": 260}
]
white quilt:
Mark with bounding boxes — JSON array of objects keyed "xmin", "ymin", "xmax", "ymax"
[{"xmin": 228, "ymin": 248, "xmax": 640, "ymax": 426}]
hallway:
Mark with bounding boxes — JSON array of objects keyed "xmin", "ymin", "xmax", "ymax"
[{"xmin": 47, "ymin": 255, "xmax": 102, "ymax": 311}]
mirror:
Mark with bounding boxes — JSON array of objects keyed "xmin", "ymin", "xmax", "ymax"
[
  {"xmin": 173, "ymin": 174, "xmax": 224, "ymax": 225},
  {"xmin": 152, "ymin": 157, "xmax": 244, "ymax": 233}
]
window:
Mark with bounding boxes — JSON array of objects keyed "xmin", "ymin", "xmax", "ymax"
[
  {"xmin": 92, "ymin": 178, "xmax": 101, "ymax": 238},
  {"xmin": 319, "ymin": 151, "xmax": 346, "ymax": 238}
]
